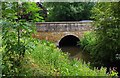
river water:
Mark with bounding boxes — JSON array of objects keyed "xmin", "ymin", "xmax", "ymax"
[{"xmin": 60, "ymin": 46, "xmax": 90, "ymax": 62}]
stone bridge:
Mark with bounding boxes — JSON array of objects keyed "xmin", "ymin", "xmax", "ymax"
[{"xmin": 33, "ymin": 21, "xmax": 93, "ymax": 47}]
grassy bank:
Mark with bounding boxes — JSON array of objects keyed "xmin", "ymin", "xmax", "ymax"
[{"xmin": 20, "ymin": 40, "xmax": 108, "ymax": 76}]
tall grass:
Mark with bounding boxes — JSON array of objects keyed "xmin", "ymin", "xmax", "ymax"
[{"xmin": 20, "ymin": 40, "xmax": 107, "ymax": 76}]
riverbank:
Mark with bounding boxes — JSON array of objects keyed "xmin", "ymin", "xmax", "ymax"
[{"xmin": 19, "ymin": 40, "xmax": 108, "ymax": 76}]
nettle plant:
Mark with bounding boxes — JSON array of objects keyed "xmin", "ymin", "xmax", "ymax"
[{"xmin": 1, "ymin": 2, "xmax": 43, "ymax": 75}]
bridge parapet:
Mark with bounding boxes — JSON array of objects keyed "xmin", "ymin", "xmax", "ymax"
[{"xmin": 36, "ymin": 22, "xmax": 93, "ymax": 32}]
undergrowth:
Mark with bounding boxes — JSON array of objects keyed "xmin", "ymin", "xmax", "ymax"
[{"xmin": 20, "ymin": 40, "xmax": 108, "ymax": 76}]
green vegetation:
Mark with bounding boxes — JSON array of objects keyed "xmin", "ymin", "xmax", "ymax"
[
  {"xmin": 19, "ymin": 40, "xmax": 107, "ymax": 76},
  {"xmin": 2, "ymin": 2, "xmax": 44, "ymax": 22},
  {"xmin": 1, "ymin": 2, "xmax": 43, "ymax": 76},
  {"xmin": 91, "ymin": 2, "xmax": 120, "ymax": 67},
  {"xmin": 44, "ymin": 2, "xmax": 94, "ymax": 21},
  {"xmin": 80, "ymin": 2, "xmax": 120, "ymax": 75},
  {"xmin": 1, "ymin": 1, "xmax": 120, "ymax": 77},
  {"xmin": 80, "ymin": 31, "xmax": 96, "ymax": 53},
  {"xmin": 1, "ymin": 34, "xmax": 108, "ymax": 76}
]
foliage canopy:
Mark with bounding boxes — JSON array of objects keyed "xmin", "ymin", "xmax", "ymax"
[{"xmin": 44, "ymin": 2, "xmax": 94, "ymax": 21}]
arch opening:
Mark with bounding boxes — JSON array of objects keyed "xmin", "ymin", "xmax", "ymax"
[{"xmin": 59, "ymin": 35, "xmax": 80, "ymax": 47}]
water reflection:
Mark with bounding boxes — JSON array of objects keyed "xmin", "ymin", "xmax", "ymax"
[{"xmin": 60, "ymin": 46, "xmax": 90, "ymax": 62}]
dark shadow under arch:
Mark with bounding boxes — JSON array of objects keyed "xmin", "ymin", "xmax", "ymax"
[{"xmin": 59, "ymin": 35, "xmax": 80, "ymax": 47}]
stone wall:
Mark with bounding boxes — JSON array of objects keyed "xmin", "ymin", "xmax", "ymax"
[
  {"xmin": 36, "ymin": 22, "xmax": 92, "ymax": 32},
  {"xmin": 34, "ymin": 22, "xmax": 93, "ymax": 43}
]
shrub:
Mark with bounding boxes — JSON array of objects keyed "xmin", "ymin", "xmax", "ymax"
[
  {"xmin": 1, "ymin": 2, "xmax": 43, "ymax": 76},
  {"xmin": 79, "ymin": 31, "xmax": 96, "ymax": 53}
]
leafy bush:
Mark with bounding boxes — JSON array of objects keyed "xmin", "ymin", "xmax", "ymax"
[
  {"xmin": 79, "ymin": 31, "xmax": 96, "ymax": 53},
  {"xmin": 1, "ymin": 2, "xmax": 43, "ymax": 76},
  {"xmin": 91, "ymin": 2, "xmax": 120, "ymax": 73},
  {"xmin": 1, "ymin": 20, "xmax": 37, "ymax": 76}
]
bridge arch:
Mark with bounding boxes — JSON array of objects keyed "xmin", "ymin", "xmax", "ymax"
[{"xmin": 58, "ymin": 35, "xmax": 80, "ymax": 47}]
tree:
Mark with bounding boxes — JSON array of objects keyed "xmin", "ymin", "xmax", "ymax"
[
  {"xmin": 43, "ymin": 2, "xmax": 95, "ymax": 22},
  {"xmin": 1, "ymin": 2, "xmax": 43, "ymax": 76},
  {"xmin": 91, "ymin": 2, "xmax": 120, "ymax": 75}
]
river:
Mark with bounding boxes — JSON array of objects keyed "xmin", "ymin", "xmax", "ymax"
[{"xmin": 59, "ymin": 46, "xmax": 91, "ymax": 62}]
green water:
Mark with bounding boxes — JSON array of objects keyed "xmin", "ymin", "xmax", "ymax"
[{"xmin": 60, "ymin": 46, "xmax": 90, "ymax": 62}]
